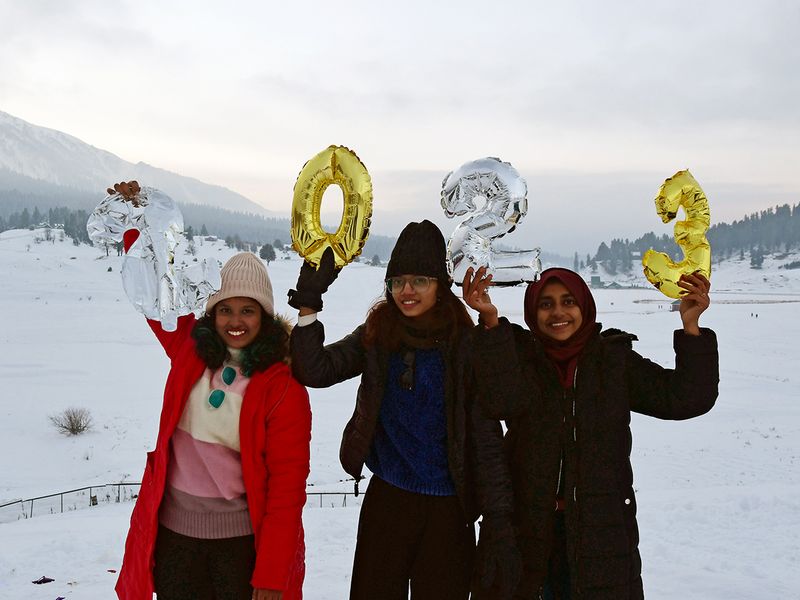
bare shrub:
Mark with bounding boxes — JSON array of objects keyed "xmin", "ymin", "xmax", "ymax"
[{"xmin": 50, "ymin": 407, "xmax": 94, "ymax": 436}]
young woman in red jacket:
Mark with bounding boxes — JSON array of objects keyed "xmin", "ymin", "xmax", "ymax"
[{"xmin": 110, "ymin": 184, "xmax": 311, "ymax": 600}]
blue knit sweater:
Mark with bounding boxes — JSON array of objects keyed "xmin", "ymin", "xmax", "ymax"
[{"xmin": 365, "ymin": 348, "xmax": 456, "ymax": 496}]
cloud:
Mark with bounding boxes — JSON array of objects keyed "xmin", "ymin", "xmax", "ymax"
[{"xmin": 0, "ymin": 0, "xmax": 796, "ymax": 254}]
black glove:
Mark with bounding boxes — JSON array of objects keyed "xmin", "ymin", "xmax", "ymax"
[
  {"xmin": 474, "ymin": 516, "xmax": 522, "ymax": 600},
  {"xmin": 287, "ymin": 246, "xmax": 340, "ymax": 312}
]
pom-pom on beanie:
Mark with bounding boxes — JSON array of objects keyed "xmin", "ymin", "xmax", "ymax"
[
  {"xmin": 385, "ymin": 220, "xmax": 451, "ymax": 283},
  {"xmin": 206, "ymin": 252, "xmax": 275, "ymax": 316}
]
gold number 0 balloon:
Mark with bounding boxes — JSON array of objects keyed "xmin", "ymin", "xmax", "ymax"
[
  {"xmin": 291, "ymin": 145, "xmax": 373, "ymax": 268},
  {"xmin": 642, "ymin": 169, "xmax": 711, "ymax": 299}
]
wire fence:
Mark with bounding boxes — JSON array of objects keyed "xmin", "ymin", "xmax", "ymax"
[
  {"xmin": 0, "ymin": 483, "xmax": 141, "ymax": 524},
  {"xmin": 0, "ymin": 483, "xmax": 362, "ymax": 524},
  {"xmin": 305, "ymin": 491, "xmax": 362, "ymax": 509}
]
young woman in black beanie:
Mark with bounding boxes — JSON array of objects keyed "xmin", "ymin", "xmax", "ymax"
[{"xmin": 288, "ymin": 220, "xmax": 518, "ymax": 600}]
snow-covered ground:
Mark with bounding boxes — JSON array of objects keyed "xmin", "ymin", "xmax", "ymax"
[{"xmin": 0, "ymin": 228, "xmax": 798, "ymax": 599}]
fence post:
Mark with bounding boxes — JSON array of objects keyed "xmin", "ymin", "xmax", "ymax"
[
  {"xmin": 61, "ymin": 493, "xmax": 64, "ymax": 514},
  {"xmin": 30, "ymin": 499, "xmax": 34, "ymax": 518}
]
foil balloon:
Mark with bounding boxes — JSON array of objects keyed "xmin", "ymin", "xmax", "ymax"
[
  {"xmin": 291, "ymin": 145, "xmax": 373, "ymax": 269},
  {"xmin": 441, "ymin": 157, "xmax": 541, "ymax": 286},
  {"xmin": 641, "ymin": 170, "xmax": 711, "ymax": 299},
  {"xmin": 87, "ymin": 186, "xmax": 221, "ymax": 331}
]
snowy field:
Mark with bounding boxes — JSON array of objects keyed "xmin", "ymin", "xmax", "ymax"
[{"xmin": 1, "ymin": 228, "xmax": 799, "ymax": 599}]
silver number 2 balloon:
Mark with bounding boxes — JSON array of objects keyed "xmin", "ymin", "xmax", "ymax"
[{"xmin": 441, "ymin": 157, "xmax": 541, "ymax": 285}]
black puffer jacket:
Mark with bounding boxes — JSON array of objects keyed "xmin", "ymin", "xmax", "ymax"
[
  {"xmin": 474, "ymin": 319, "xmax": 719, "ymax": 600},
  {"xmin": 290, "ymin": 319, "xmax": 512, "ymax": 523}
]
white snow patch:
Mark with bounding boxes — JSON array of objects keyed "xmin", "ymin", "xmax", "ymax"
[{"xmin": 1, "ymin": 228, "xmax": 798, "ymax": 599}]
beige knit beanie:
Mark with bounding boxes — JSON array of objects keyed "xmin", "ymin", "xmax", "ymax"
[{"xmin": 206, "ymin": 252, "xmax": 275, "ymax": 316}]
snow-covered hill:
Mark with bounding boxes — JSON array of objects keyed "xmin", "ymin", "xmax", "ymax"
[
  {"xmin": 0, "ymin": 228, "xmax": 798, "ymax": 599},
  {"xmin": 575, "ymin": 254, "xmax": 800, "ymax": 296},
  {"xmin": 0, "ymin": 110, "xmax": 274, "ymax": 215}
]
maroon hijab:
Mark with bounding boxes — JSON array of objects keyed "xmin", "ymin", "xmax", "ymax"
[{"xmin": 524, "ymin": 268, "xmax": 598, "ymax": 388}]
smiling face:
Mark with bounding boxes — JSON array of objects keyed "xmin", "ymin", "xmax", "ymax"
[
  {"xmin": 390, "ymin": 275, "xmax": 439, "ymax": 318},
  {"xmin": 213, "ymin": 297, "xmax": 263, "ymax": 349},
  {"xmin": 536, "ymin": 280, "xmax": 583, "ymax": 342}
]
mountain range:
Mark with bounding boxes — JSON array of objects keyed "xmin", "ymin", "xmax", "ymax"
[
  {"xmin": 0, "ymin": 110, "xmax": 410, "ymax": 260},
  {"xmin": 0, "ymin": 110, "xmax": 274, "ymax": 216}
]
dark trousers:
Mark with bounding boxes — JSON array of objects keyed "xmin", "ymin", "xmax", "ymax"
[
  {"xmin": 542, "ymin": 513, "xmax": 570, "ymax": 600},
  {"xmin": 350, "ymin": 476, "xmax": 475, "ymax": 600},
  {"xmin": 153, "ymin": 525, "xmax": 256, "ymax": 600}
]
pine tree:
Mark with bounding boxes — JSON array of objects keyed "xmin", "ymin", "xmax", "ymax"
[
  {"xmin": 259, "ymin": 243, "xmax": 276, "ymax": 263},
  {"xmin": 595, "ymin": 242, "xmax": 611, "ymax": 263},
  {"xmin": 750, "ymin": 247, "xmax": 764, "ymax": 269}
]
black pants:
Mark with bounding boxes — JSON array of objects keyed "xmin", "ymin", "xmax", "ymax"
[
  {"xmin": 153, "ymin": 525, "xmax": 256, "ymax": 600},
  {"xmin": 350, "ymin": 476, "xmax": 475, "ymax": 600},
  {"xmin": 542, "ymin": 513, "xmax": 570, "ymax": 600}
]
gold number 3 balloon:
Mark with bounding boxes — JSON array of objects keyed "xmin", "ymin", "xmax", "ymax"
[
  {"xmin": 642, "ymin": 169, "xmax": 711, "ymax": 298},
  {"xmin": 291, "ymin": 145, "xmax": 373, "ymax": 268}
]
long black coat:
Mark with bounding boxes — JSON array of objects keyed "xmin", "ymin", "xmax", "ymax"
[
  {"xmin": 474, "ymin": 320, "xmax": 719, "ymax": 599},
  {"xmin": 290, "ymin": 319, "xmax": 513, "ymax": 523}
]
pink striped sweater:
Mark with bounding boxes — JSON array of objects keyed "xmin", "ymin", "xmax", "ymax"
[{"xmin": 159, "ymin": 349, "xmax": 253, "ymax": 538}]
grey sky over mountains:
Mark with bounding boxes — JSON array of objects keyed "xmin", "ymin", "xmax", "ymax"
[{"xmin": 0, "ymin": 0, "xmax": 797, "ymax": 254}]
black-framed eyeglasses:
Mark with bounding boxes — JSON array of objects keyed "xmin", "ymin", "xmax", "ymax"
[{"xmin": 386, "ymin": 276, "xmax": 437, "ymax": 294}]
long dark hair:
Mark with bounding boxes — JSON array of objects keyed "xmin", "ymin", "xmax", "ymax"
[
  {"xmin": 363, "ymin": 282, "xmax": 473, "ymax": 351},
  {"xmin": 192, "ymin": 308, "xmax": 289, "ymax": 377}
]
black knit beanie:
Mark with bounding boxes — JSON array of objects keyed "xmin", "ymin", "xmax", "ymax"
[{"xmin": 385, "ymin": 220, "xmax": 451, "ymax": 283}]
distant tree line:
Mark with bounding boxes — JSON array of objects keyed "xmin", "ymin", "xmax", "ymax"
[
  {"xmin": 0, "ymin": 203, "xmax": 400, "ymax": 261},
  {"xmin": 0, "ymin": 205, "xmax": 91, "ymax": 245},
  {"xmin": 577, "ymin": 203, "xmax": 800, "ymax": 273},
  {"xmin": 0, "ymin": 184, "xmax": 88, "ymax": 214}
]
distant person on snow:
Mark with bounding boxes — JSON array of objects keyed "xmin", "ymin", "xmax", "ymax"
[
  {"xmin": 109, "ymin": 182, "xmax": 311, "ymax": 600},
  {"xmin": 462, "ymin": 267, "xmax": 719, "ymax": 599},
  {"xmin": 287, "ymin": 221, "xmax": 519, "ymax": 600}
]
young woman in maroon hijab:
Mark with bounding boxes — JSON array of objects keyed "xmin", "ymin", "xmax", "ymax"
[{"xmin": 462, "ymin": 267, "xmax": 719, "ymax": 600}]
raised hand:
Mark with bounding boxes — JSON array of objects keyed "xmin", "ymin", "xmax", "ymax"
[
  {"xmin": 287, "ymin": 246, "xmax": 340, "ymax": 313},
  {"xmin": 462, "ymin": 266, "xmax": 499, "ymax": 328},
  {"xmin": 106, "ymin": 181, "xmax": 142, "ymax": 206},
  {"xmin": 677, "ymin": 272, "xmax": 711, "ymax": 335}
]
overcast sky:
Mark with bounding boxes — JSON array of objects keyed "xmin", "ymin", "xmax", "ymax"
[{"xmin": 1, "ymin": 0, "xmax": 797, "ymax": 254}]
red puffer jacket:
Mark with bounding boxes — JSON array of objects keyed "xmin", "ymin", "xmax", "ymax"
[{"xmin": 115, "ymin": 315, "xmax": 311, "ymax": 600}]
